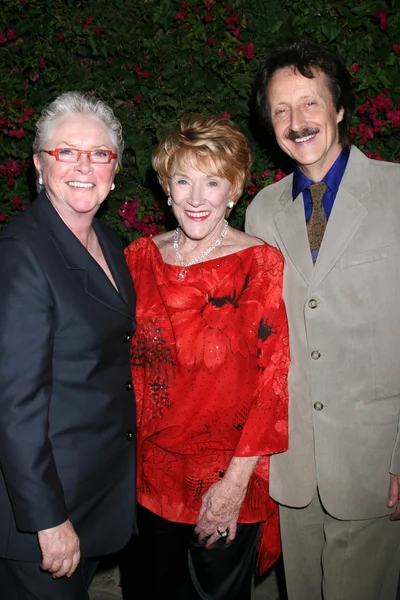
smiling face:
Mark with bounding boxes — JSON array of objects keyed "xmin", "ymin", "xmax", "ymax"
[
  {"xmin": 33, "ymin": 113, "xmax": 118, "ymax": 221},
  {"xmin": 167, "ymin": 162, "xmax": 233, "ymax": 243},
  {"xmin": 267, "ymin": 66, "xmax": 344, "ymax": 181}
]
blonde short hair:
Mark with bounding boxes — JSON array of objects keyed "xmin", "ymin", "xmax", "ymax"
[{"xmin": 152, "ymin": 114, "xmax": 253, "ymax": 203}]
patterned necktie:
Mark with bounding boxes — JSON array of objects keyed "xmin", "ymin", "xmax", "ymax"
[{"xmin": 307, "ymin": 181, "xmax": 328, "ymax": 260}]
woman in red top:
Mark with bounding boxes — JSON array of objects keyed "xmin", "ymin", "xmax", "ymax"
[{"xmin": 125, "ymin": 114, "xmax": 289, "ymax": 600}]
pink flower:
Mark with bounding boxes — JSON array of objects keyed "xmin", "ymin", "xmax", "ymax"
[
  {"xmin": 225, "ymin": 4, "xmax": 234, "ymax": 11},
  {"xmin": 220, "ymin": 111, "xmax": 231, "ymax": 119},
  {"xmin": 349, "ymin": 63, "xmax": 359, "ymax": 73},
  {"xmin": 375, "ymin": 9, "xmax": 389, "ymax": 31},
  {"xmin": 239, "ymin": 42, "xmax": 255, "ymax": 59},
  {"xmin": 94, "ymin": 27, "xmax": 105, "ymax": 37},
  {"xmin": 357, "ymin": 100, "xmax": 369, "ymax": 115},
  {"xmin": 204, "ymin": 13, "xmax": 213, "ymax": 22},
  {"xmin": 85, "ymin": 15, "xmax": 94, "ymax": 25},
  {"xmin": 0, "ymin": 31, "xmax": 7, "ymax": 45},
  {"xmin": 393, "ymin": 44, "xmax": 400, "ymax": 55},
  {"xmin": 247, "ymin": 183, "xmax": 257, "ymax": 196},
  {"xmin": 133, "ymin": 94, "xmax": 143, "ymax": 104},
  {"xmin": 260, "ymin": 170, "xmax": 270, "ymax": 178},
  {"xmin": 31, "ymin": 73, "xmax": 39, "ymax": 82},
  {"xmin": 12, "ymin": 197, "xmax": 22, "ymax": 210},
  {"xmin": 0, "ymin": 213, "xmax": 6, "ymax": 222},
  {"xmin": 273, "ymin": 169, "xmax": 287, "ymax": 183},
  {"xmin": 207, "ymin": 38, "xmax": 216, "ymax": 46},
  {"xmin": 7, "ymin": 29, "xmax": 17, "ymax": 41},
  {"xmin": 37, "ymin": 57, "xmax": 46, "ymax": 67},
  {"xmin": 365, "ymin": 151, "xmax": 383, "ymax": 161},
  {"xmin": 175, "ymin": 8, "xmax": 188, "ymax": 20},
  {"xmin": 204, "ymin": 0, "xmax": 215, "ymax": 9}
]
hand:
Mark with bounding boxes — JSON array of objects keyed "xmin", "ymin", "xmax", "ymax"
[
  {"xmin": 38, "ymin": 519, "xmax": 80, "ymax": 578},
  {"xmin": 194, "ymin": 478, "xmax": 246, "ymax": 548},
  {"xmin": 388, "ymin": 474, "xmax": 400, "ymax": 521}
]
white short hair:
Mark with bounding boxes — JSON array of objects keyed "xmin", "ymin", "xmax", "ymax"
[{"xmin": 33, "ymin": 91, "xmax": 124, "ymax": 163}]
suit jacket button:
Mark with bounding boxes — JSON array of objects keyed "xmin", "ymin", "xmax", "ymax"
[
  {"xmin": 126, "ymin": 431, "xmax": 134, "ymax": 441},
  {"xmin": 313, "ymin": 402, "xmax": 324, "ymax": 411},
  {"xmin": 311, "ymin": 350, "xmax": 321, "ymax": 360},
  {"xmin": 125, "ymin": 381, "xmax": 133, "ymax": 391},
  {"xmin": 308, "ymin": 299, "xmax": 318, "ymax": 309},
  {"xmin": 123, "ymin": 333, "xmax": 131, "ymax": 342}
]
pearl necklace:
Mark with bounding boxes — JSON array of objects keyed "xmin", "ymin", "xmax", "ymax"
[{"xmin": 173, "ymin": 220, "xmax": 229, "ymax": 281}]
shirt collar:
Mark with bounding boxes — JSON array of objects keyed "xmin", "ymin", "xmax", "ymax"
[{"xmin": 292, "ymin": 147, "xmax": 350, "ymax": 200}]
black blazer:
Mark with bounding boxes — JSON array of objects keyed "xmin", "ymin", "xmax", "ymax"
[{"xmin": 0, "ymin": 192, "xmax": 137, "ymax": 561}]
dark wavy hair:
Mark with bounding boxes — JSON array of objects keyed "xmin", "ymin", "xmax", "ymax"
[{"xmin": 255, "ymin": 38, "xmax": 355, "ymax": 147}]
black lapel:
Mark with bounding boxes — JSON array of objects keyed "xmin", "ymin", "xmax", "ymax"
[{"xmin": 30, "ymin": 192, "xmax": 135, "ymax": 321}]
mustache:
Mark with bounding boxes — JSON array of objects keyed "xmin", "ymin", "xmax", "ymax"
[{"xmin": 286, "ymin": 127, "xmax": 320, "ymax": 141}]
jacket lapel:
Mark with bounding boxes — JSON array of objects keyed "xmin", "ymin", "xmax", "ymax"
[
  {"xmin": 274, "ymin": 178, "xmax": 314, "ymax": 285},
  {"xmin": 310, "ymin": 147, "xmax": 369, "ymax": 289},
  {"xmin": 31, "ymin": 193, "xmax": 134, "ymax": 320}
]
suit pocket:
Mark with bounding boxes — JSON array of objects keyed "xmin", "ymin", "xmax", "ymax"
[{"xmin": 340, "ymin": 246, "xmax": 390, "ymax": 269}]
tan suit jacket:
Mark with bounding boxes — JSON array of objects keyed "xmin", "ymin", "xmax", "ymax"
[{"xmin": 246, "ymin": 146, "xmax": 400, "ymax": 520}]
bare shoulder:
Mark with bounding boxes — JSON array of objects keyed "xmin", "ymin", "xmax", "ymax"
[
  {"xmin": 227, "ymin": 227, "xmax": 265, "ymax": 251},
  {"xmin": 152, "ymin": 230, "xmax": 174, "ymax": 250}
]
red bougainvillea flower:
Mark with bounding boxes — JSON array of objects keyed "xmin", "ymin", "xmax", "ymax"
[
  {"xmin": 247, "ymin": 183, "xmax": 257, "ymax": 196},
  {"xmin": 133, "ymin": 94, "xmax": 143, "ymax": 104},
  {"xmin": 204, "ymin": 13, "xmax": 213, "ymax": 22},
  {"xmin": 7, "ymin": 29, "xmax": 17, "ymax": 41},
  {"xmin": 164, "ymin": 255, "xmax": 267, "ymax": 372},
  {"xmin": 12, "ymin": 197, "xmax": 22, "ymax": 210},
  {"xmin": 393, "ymin": 44, "xmax": 400, "ymax": 55},
  {"xmin": 204, "ymin": 0, "xmax": 215, "ymax": 9},
  {"xmin": 220, "ymin": 111, "xmax": 231, "ymax": 119},
  {"xmin": 37, "ymin": 57, "xmax": 46, "ymax": 67},
  {"xmin": 207, "ymin": 38, "xmax": 216, "ymax": 46},
  {"xmin": 374, "ymin": 9, "xmax": 389, "ymax": 31},
  {"xmin": 94, "ymin": 27, "xmax": 105, "ymax": 37},
  {"xmin": 260, "ymin": 170, "xmax": 271, "ymax": 178},
  {"xmin": 0, "ymin": 213, "xmax": 6, "ymax": 222},
  {"xmin": 239, "ymin": 42, "xmax": 255, "ymax": 59},
  {"xmin": 225, "ymin": 4, "xmax": 234, "ymax": 11},
  {"xmin": 57, "ymin": 32, "xmax": 64, "ymax": 41},
  {"xmin": 0, "ymin": 31, "xmax": 7, "ymax": 44},
  {"xmin": 31, "ymin": 73, "xmax": 39, "ymax": 82},
  {"xmin": 365, "ymin": 151, "xmax": 383, "ymax": 161},
  {"xmin": 273, "ymin": 169, "xmax": 287, "ymax": 182},
  {"xmin": 349, "ymin": 63, "xmax": 359, "ymax": 73}
]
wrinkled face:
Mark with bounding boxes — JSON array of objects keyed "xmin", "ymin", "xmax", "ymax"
[
  {"xmin": 167, "ymin": 162, "xmax": 233, "ymax": 242},
  {"xmin": 267, "ymin": 67, "xmax": 344, "ymax": 180},
  {"xmin": 33, "ymin": 114, "xmax": 118, "ymax": 220}
]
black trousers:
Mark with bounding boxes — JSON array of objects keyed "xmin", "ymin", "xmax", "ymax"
[
  {"xmin": 0, "ymin": 557, "xmax": 98, "ymax": 600},
  {"xmin": 125, "ymin": 504, "xmax": 261, "ymax": 600}
]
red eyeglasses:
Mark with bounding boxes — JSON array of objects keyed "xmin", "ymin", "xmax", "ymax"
[{"xmin": 40, "ymin": 148, "xmax": 118, "ymax": 164}]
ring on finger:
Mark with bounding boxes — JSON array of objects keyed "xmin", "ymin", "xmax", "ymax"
[{"xmin": 217, "ymin": 528, "xmax": 228, "ymax": 538}]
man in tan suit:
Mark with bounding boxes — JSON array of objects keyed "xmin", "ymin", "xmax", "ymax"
[{"xmin": 246, "ymin": 38, "xmax": 400, "ymax": 600}]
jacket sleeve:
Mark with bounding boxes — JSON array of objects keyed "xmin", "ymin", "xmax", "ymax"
[
  {"xmin": 0, "ymin": 237, "xmax": 68, "ymax": 532},
  {"xmin": 233, "ymin": 247, "xmax": 289, "ymax": 457},
  {"xmin": 390, "ymin": 419, "xmax": 400, "ymax": 475}
]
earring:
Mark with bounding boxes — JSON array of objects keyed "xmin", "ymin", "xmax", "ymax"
[
  {"xmin": 39, "ymin": 175, "xmax": 43, "ymax": 185},
  {"xmin": 111, "ymin": 183, "xmax": 115, "ymax": 191},
  {"xmin": 227, "ymin": 201, "xmax": 234, "ymax": 209},
  {"xmin": 167, "ymin": 196, "xmax": 172, "ymax": 206}
]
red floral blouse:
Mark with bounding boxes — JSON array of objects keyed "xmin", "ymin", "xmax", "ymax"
[{"xmin": 125, "ymin": 237, "xmax": 289, "ymax": 572}]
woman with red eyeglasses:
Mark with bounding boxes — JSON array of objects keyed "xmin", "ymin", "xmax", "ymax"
[{"xmin": 0, "ymin": 91, "xmax": 137, "ymax": 600}]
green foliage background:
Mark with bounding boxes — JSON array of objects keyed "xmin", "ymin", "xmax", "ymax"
[{"xmin": 1, "ymin": 0, "xmax": 400, "ymax": 240}]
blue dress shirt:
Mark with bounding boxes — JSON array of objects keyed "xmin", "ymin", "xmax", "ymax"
[{"xmin": 292, "ymin": 148, "xmax": 350, "ymax": 261}]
